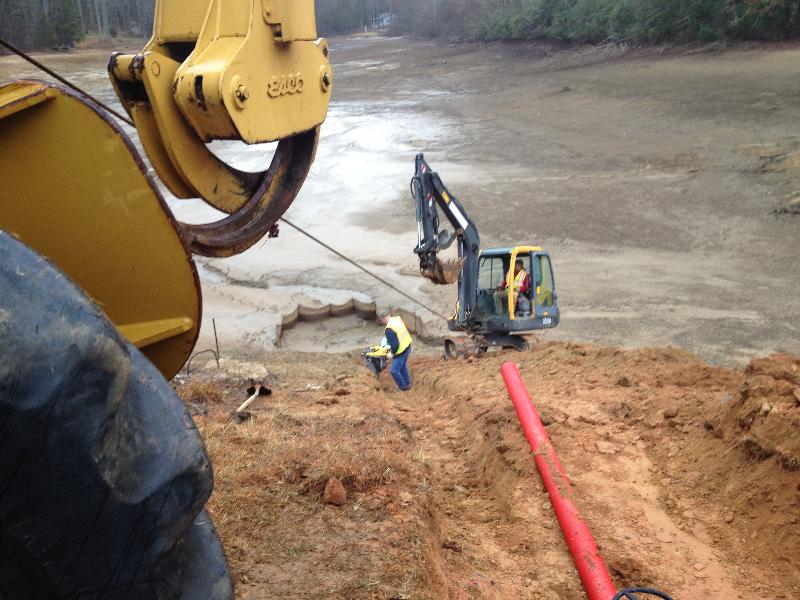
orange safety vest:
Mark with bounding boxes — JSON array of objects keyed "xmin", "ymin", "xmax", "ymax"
[{"xmin": 386, "ymin": 316, "xmax": 412, "ymax": 354}]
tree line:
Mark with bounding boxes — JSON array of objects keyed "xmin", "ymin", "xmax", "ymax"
[
  {"xmin": 2, "ymin": 0, "xmax": 799, "ymax": 50},
  {"xmin": 315, "ymin": 0, "xmax": 800, "ymax": 43},
  {"xmin": 0, "ymin": 0, "xmax": 153, "ymax": 49}
]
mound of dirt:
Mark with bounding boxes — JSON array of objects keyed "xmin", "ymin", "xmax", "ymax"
[
  {"xmin": 722, "ymin": 354, "xmax": 800, "ymax": 466},
  {"xmin": 692, "ymin": 354, "xmax": 800, "ymax": 577},
  {"xmin": 179, "ymin": 343, "xmax": 800, "ymax": 599}
]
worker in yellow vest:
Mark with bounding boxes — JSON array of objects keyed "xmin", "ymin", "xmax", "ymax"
[
  {"xmin": 379, "ymin": 312, "xmax": 413, "ymax": 391},
  {"xmin": 495, "ymin": 259, "xmax": 531, "ymax": 315}
]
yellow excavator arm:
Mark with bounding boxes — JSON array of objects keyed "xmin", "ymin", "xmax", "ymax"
[
  {"xmin": 109, "ymin": 0, "xmax": 332, "ymax": 256},
  {"xmin": 0, "ymin": 0, "xmax": 331, "ymax": 378}
]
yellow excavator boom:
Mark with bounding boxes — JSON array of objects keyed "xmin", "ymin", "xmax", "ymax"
[
  {"xmin": 0, "ymin": 0, "xmax": 331, "ymax": 378},
  {"xmin": 109, "ymin": 0, "xmax": 332, "ymax": 256}
]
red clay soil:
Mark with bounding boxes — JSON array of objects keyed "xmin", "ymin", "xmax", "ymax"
[{"xmin": 179, "ymin": 343, "xmax": 800, "ymax": 599}]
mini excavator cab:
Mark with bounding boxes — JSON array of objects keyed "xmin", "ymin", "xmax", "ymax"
[{"xmin": 476, "ymin": 247, "xmax": 557, "ymax": 325}]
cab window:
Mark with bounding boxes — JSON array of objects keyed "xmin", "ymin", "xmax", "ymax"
[
  {"xmin": 533, "ymin": 254, "xmax": 554, "ymax": 307},
  {"xmin": 478, "ymin": 255, "xmax": 504, "ymax": 290}
]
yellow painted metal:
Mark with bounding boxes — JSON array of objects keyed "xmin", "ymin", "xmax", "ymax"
[
  {"xmin": 262, "ymin": 0, "xmax": 319, "ymax": 41},
  {"xmin": 510, "ymin": 244, "xmax": 543, "ymax": 255},
  {"xmin": 174, "ymin": 0, "xmax": 330, "ymax": 143},
  {"xmin": 130, "ymin": 102, "xmax": 197, "ymax": 199},
  {"xmin": 109, "ymin": 0, "xmax": 331, "ymax": 215},
  {"xmin": 0, "ymin": 0, "xmax": 330, "ymax": 382},
  {"xmin": 153, "ymin": 0, "xmax": 210, "ymax": 42},
  {"xmin": 119, "ymin": 317, "xmax": 194, "ymax": 348},
  {"xmin": 0, "ymin": 82, "xmax": 56, "ymax": 118},
  {"xmin": 111, "ymin": 52, "xmax": 259, "ymax": 212},
  {"xmin": 506, "ymin": 245, "xmax": 542, "ymax": 320},
  {"xmin": 0, "ymin": 81, "xmax": 201, "ymax": 379}
]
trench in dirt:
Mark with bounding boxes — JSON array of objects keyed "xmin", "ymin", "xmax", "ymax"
[
  {"xmin": 183, "ymin": 343, "xmax": 800, "ymax": 599},
  {"xmin": 404, "ymin": 356, "xmax": 750, "ymax": 599}
]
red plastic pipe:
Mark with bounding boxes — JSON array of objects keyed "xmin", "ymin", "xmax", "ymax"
[{"xmin": 500, "ymin": 362, "xmax": 618, "ymax": 600}]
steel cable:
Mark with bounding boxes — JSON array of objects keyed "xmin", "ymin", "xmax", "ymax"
[
  {"xmin": 1, "ymin": 38, "xmax": 450, "ymax": 323},
  {"xmin": 0, "ymin": 37, "xmax": 135, "ymax": 126},
  {"xmin": 280, "ymin": 218, "xmax": 449, "ymax": 321}
]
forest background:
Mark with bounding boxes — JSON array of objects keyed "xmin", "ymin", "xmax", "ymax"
[{"xmin": 1, "ymin": 0, "xmax": 799, "ymax": 52}]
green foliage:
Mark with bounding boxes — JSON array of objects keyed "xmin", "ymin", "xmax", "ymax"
[
  {"xmin": 6, "ymin": 0, "xmax": 796, "ymax": 50},
  {"xmin": 478, "ymin": 0, "xmax": 800, "ymax": 42},
  {"xmin": 38, "ymin": 15, "xmax": 58, "ymax": 47},
  {"xmin": 728, "ymin": 0, "xmax": 800, "ymax": 39},
  {"xmin": 0, "ymin": 0, "xmax": 152, "ymax": 50},
  {"xmin": 323, "ymin": 0, "xmax": 800, "ymax": 43},
  {"xmin": 315, "ymin": 0, "xmax": 401, "ymax": 35},
  {"xmin": 53, "ymin": 0, "xmax": 85, "ymax": 46}
]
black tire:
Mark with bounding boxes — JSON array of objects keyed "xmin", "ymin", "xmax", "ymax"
[
  {"xmin": 444, "ymin": 339, "xmax": 458, "ymax": 360},
  {"xmin": 0, "ymin": 233, "xmax": 233, "ymax": 600}
]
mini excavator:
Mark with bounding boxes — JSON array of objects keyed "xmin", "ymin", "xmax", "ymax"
[{"xmin": 411, "ymin": 154, "xmax": 560, "ymax": 358}]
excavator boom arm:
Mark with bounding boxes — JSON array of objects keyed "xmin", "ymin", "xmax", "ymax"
[
  {"xmin": 411, "ymin": 153, "xmax": 480, "ymax": 325},
  {"xmin": 108, "ymin": 0, "xmax": 332, "ymax": 257},
  {"xmin": 0, "ymin": 0, "xmax": 332, "ymax": 375}
]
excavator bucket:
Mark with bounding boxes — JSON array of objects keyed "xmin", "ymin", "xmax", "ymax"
[
  {"xmin": 422, "ymin": 257, "xmax": 465, "ymax": 285},
  {"xmin": 411, "ymin": 154, "xmax": 475, "ymax": 288}
]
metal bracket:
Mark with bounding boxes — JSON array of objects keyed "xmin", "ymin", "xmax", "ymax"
[{"xmin": 108, "ymin": 0, "xmax": 331, "ymax": 257}]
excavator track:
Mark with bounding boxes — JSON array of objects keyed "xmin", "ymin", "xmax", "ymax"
[
  {"xmin": 443, "ymin": 334, "xmax": 536, "ymax": 359},
  {"xmin": 444, "ymin": 337, "xmax": 486, "ymax": 360}
]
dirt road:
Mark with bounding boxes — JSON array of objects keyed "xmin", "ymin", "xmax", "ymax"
[{"xmin": 182, "ymin": 344, "xmax": 800, "ymax": 599}]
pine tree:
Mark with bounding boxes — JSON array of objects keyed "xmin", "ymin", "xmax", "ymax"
[
  {"xmin": 52, "ymin": 0, "xmax": 85, "ymax": 46},
  {"xmin": 37, "ymin": 13, "xmax": 58, "ymax": 47}
]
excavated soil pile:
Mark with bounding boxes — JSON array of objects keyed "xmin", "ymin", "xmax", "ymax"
[
  {"xmin": 178, "ymin": 344, "xmax": 800, "ymax": 599},
  {"xmin": 701, "ymin": 354, "xmax": 800, "ymax": 573}
]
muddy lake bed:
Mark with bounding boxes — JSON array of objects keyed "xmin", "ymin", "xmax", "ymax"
[{"xmin": 2, "ymin": 37, "xmax": 799, "ymax": 365}]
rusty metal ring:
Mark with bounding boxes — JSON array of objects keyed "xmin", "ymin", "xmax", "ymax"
[{"xmin": 179, "ymin": 127, "xmax": 319, "ymax": 257}]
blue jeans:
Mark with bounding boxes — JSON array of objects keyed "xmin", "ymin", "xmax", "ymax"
[{"xmin": 390, "ymin": 347, "xmax": 412, "ymax": 391}]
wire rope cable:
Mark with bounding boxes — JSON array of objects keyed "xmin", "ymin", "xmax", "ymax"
[
  {"xmin": 280, "ymin": 218, "xmax": 449, "ymax": 321},
  {"xmin": 1, "ymin": 38, "xmax": 450, "ymax": 323},
  {"xmin": 0, "ymin": 36, "xmax": 135, "ymax": 126}
]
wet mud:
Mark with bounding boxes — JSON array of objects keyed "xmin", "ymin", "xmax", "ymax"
[{"xmin": 3, "ymin": 38, "xmax": 799, "ymax": 364}]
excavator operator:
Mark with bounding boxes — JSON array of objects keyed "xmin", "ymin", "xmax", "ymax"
[
  {"xmin": 496, "ymin": 259, "xmax": 531, "ymax": 315},
  {"xmin": 379, "ymin": 312, "xmax": 413, "ymax": 391}
]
